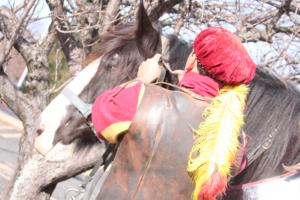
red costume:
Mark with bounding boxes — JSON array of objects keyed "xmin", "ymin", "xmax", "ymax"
[
  {"xmin": 179, "ymin": 71, "xmax": 221, "ymax": 98},
  {"xmin": 91, "ymin": 81, "xmax": 145, "ymax": 143}
]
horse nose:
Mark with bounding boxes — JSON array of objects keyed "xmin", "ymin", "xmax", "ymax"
[
  {"xmin": 34, "ymin": 124, "xmax": 55, "ymax": 155},
  {"xmin": 36, "ymin": 125, "xmax": 45, "ymax": 136}
]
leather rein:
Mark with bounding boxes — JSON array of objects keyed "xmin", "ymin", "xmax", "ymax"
[{"xmin": 61, "ymin": 88, "xmax": 116, "ymax": 200}]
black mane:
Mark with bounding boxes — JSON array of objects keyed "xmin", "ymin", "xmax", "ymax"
[
  {"xmin": 82, "ymin": 2, "xmax": 161, "ymax": 103},
  {"xmin": 233, "ymin": 68, "xmax": 300, "ymax": 183}
]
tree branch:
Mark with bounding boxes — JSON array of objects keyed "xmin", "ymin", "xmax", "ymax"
[
  {"xmin": 148, "ymin": 0, "xmax": 184, "ymax": 21},
  {"xmin": 0, "ymin": 74, "xmax": 31, "ymax": 122},
  {"xmin": 47, "ymin": 0, "xmax": 85, "ymax": 76},
  {"xmin": 0, "ymin": 6, "xmax": 50, "ymax": 99},
  {"xmin": 41, "ymin": 21, "xmax": 56, "ymax": 56},
  {"xmin": 264, "ymin": 0, "xmax": 299, "ymax": 15},
  {"xmin": 103, "ymin": 0, "xmax": 121, "ymax": 31},
  {"xmin": 0, "ymin": 0, "xmax": 37, "ymax": 67},
  {"xmin": 5, "ymin": 143, "xmax": 105, "ymax": 200}
]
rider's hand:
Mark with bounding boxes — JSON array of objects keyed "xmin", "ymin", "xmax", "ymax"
[
  {"xmin": 173, "ymin": 70, "xmax": 185, "ymax": 81},
  {"xmin": 137, "ymin": 54, "xmax": 162, "ymax": 83}
]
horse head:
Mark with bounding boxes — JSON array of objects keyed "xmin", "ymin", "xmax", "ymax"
[{"xmin": 34, "ymin": 1, "xmax": 162, "ymax": 159}]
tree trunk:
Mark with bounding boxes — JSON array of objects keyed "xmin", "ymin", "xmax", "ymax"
[{"xmin": 2, "ymin": 138, "xmax": 105, "ymax": 200}]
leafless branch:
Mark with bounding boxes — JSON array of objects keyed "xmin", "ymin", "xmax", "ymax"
[
  {"xmin": 0, "ymin": 0, "xmax": 37, "ymax": 67},
  {"xmin": 0, "ymin": 74, "xmax": 31, "ymax": 122},
  {"xmin": 41, "ymin": 21, "xmax": 56, "ymax": 56},
  {"xmin": 264, "ymin": 0, "xmax": 300, "ymax": 15},
  {"xmin": 0, "ymin": 6, "xmax": 51, "ymax": 113},
  {"xmin": 148, "ymin": 0, "xmax": 184, "ymax": 21},
  {"xmin": 103, "ymin": 0, "xmax": 121, "ymax": 31},
  {"xmin": 47, "ymin": 0, "xmax": 85, "ymax": 76}
]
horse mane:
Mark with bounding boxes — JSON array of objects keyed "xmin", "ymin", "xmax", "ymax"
[
  {"xmin": 162, "ymin": 34, "xmax": 192, "ymax": 70},
  {"xmin": 160, "ymin": 34, "xmax": 192, "ymax": 84},
  {"xmin": 81, "ymin": 2, "xmax": 161, "ymax": 102},
  {"xmin": 233, "ymin": 68, "xmax": 300, "ymax": 183}
]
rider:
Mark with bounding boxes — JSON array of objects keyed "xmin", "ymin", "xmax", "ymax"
[{"xmin": 91, "ymin": 27, "xmax": 256, "ymax": 199}]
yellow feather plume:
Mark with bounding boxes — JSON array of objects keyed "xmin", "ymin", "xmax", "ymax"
[{"xmin": 187, "ymin": 84, "xmax": 249, "ymax": 200}]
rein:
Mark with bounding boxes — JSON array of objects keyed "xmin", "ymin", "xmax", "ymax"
[
  {"xmin": 62, "ymin": 88, "xmax": 116, "ymax": 200},
  {"xmin": 158, "ymin": 59, "xmax": 211, "ymax": 102},
  {"xmin": 62, "ymin": 88, "xmax": 92, "ymax": 118}
]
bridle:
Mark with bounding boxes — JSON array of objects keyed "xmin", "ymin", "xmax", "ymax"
[{"xmin": 62, "ymin": 87, "xmax": 116, "ymax": 200}]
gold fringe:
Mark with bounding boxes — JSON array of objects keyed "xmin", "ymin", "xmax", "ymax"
[{"xmin": 187, "ymin": 84, "xmax": 249, "ymax": 200}]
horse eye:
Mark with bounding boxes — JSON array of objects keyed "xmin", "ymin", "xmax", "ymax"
[
  {"xmin": 36, "ymin": 128, "xmax": 44, "ymax": 136},
  {"xmin": 36, "ymin": 124, "xmax": 45, "ymax": 136},
  {"xmin": 110, "ymin": 53, "xmax": 120, "ymax": 67},
  {"xmin": 108, "ymin": 65, "xmax": 118, "ymax": 70},
  {"xmin": 113, "ymin": 53, "xmax": 120, "ymax": 60}
]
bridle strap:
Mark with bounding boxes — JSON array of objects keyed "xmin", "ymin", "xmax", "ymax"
[
  {"xmin": 156, "ymin": 66, "xmax": 166, "ymax": 82},
  {"xmin": 62, "ymin": 88, "xmax": 92, "ymax": 118}
]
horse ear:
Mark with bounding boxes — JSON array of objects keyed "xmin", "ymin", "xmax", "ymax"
[{"xmin": 135, "ymin": 0, "xmax": 161, "ymax": 58}]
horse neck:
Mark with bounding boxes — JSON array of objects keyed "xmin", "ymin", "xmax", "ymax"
[
  {"xmin": 161, "ymin": 35, "xmax": 192, "ymax": 71},
  {"xmin": 233, "ymin": 69, "xmax": 300, "ymax": 184}
]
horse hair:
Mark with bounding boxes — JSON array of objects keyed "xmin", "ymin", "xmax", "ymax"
[
  {"xmin": 161, "ymin": 34, "xmax": 192, "ymax": 85},
  {"xmin": 233, "ymin": 68, "xmax": 300, "ymax": 184},
  {"xmin": 81, "ymin": 3, "xmax": 161, "ymax": 103}
]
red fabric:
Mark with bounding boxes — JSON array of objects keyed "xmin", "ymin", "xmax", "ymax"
[
  {"xmin": 193, "ymin": 27, "xmax": 256, "ymax": 85},
  {"xmin": 91, "ymin": 82, "xmax": 142, "ymax": 134},
  {"xmin": 179, "ymin": 71, "xmax": 221, "ymax": 98}
]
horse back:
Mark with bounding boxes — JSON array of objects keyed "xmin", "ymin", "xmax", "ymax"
[{"xmin": 97, "ymin": 84, "xmax": 209, "ymax": 200}]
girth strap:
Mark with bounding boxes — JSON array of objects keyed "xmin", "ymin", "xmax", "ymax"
[{"xmin": 62, "ymin": 88, "xmax": 92, "ymax": 118}]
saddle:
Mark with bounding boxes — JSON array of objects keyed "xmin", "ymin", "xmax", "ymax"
[
  {"xmin": 97, "ymin": 84, "xmax": 209, "ymax": 199},
  {"xmin": 97, "ymin": 84, "xmax": 250, "ymax": 199}
]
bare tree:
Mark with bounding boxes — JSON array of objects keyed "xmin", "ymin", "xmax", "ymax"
[
  {"xmin": 160, "ymin": 0, "xmax": 300, "ymax": 78},
  {"xmin": 0, "ymin": 0, "xmax": 299, "ymax": 199}
]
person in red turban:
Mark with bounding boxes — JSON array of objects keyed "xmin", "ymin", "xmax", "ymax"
[
  {"xmin": 182, "ymin": 27, "xmax": 256, "ymax": 200},
  {"xmin": 179, "ymin": 27, "xmax": 255, "ymax": 95},
  {"xmin": 91, "ymin": 26, "xmax": 256, "ymax": 144}
]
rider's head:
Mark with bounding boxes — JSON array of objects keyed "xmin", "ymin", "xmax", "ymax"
[{"xmin": 185, "ymin": 27, "xmax": 256, "ymax": 85}]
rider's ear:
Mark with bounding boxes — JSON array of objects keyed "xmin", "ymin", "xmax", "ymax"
[{"xmin": 184, "ymin": 51, "xmax": 197, "ymax": 71}]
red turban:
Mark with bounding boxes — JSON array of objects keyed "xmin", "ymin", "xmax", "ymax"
[{"xmin": 193, "ymin": 27, "xmax": 256, "ymax": 85}]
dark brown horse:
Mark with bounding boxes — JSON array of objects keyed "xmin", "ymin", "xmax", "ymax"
[{"xmin": 34, "ymin": 1, "xmax": 300, "ymax": 199}]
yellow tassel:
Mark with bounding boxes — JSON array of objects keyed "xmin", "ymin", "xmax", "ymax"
[{"xmin": 187, "ymin": 84, "xmax": 249, "ymax": 200}]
